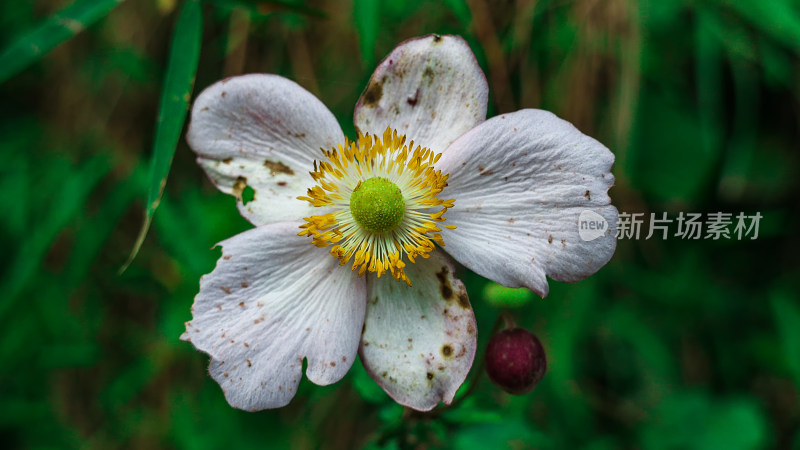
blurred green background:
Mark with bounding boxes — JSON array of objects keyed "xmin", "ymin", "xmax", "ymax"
[{"xmin": 1, "ymin": 0, "xmax": 799, "ymax": 448}]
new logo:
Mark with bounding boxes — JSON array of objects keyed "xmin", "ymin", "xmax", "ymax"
[{"xmin": 578, "ymin": 210, "xmax": 609, "ymax": 241}]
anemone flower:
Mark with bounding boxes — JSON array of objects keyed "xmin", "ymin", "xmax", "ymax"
[{"xmin": 181, "ymin": 34, "xmax": 618, "ymax": 412}]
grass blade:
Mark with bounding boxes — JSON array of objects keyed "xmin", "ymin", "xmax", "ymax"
[
  {"xmin": 353, "ymin": 0, "xmax": 378, "ymax": 67},
  {"xmin": 122, "ymin": 0, "xmax": 203, "ymax": 272},
  {"xmin": 0, "ymin": 0, "xmax": 124, "ymax": 84}
]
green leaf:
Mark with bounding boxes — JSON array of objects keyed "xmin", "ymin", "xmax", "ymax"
[
  {"xmin": 65, "ymin": 165, "xmax": 147, "ymax": 288},
  {"xmin": 630, "ymin": 90, "xmax": 720, "ymax": 203},
  {"xmin": 350, "ymin": 357, "xmax": 388, "ymax": 404},
  {"xmin": 122, "ymin": 0, "xmax": 203, "ymax": 272},
  {"xmin": 641, "ymin": 392, "xmax": 767, "ymax": 450},
  {"xmin": 715, "ymin": 0, "xmax": 800, "ymax": 57},
  {"xmin": 482, "ymin": 282, "xmax": 534, "ymax": 308},
  {"xmin": 353, "ymin": 0, "xmax": 379, "ymax": 67},
  {"xmin": 0, "ymin": 156, "xmax": 110, "ymax": 316},
  {"xmin": 441, "ymin": 0, "xmax": 471, "ymax": 26},
  {"xmin": 0, "ymin": 0, "xmax": 123, "ymax": 84},
  {"xmin": 453, "ymin": 418, "xmax": 549, "ymax": 449},
  {"xmin": 771, "ymin": 289, "xmax": 800, "ymax": 389}
]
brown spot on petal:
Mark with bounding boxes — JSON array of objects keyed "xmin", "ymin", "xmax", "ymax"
[
  {"xmin": 585, "ymin": 190, "xmax": 591, "ymax": 200},
  {"xmin": 423, "ymin": 67, "xmax": 435, "ymax": 85},
  {"xmin": 441, "ymin": 345, "xmax": 454, "ymax": 358},
  {"xmin": 222, "ymin": 157, "xmax": 233, "ymax": 164},
  {"xmin": 407, "ymin": 88, "xmax": 420, "ymax": 106},
  {"xmin": 232, "ymin": 176, "xmax": 247, "ymax": 197},
  {"xmin": 433, "ymin": 34, "xmax": 442, "ymax": 43},
  {"xmin": 478, "ymin": 166, "xmax": 495, "ymax": 176},
  {"xmin": 457, "ymin": 292, "xmax": 470, "ymax": 309},
  {"xmin": 548, "ymin": 235, "xmax": 553, "ymax": 244},
  {"xmin": 330, "ymin": 361, "xmax": 336, "ymax": 367},
  {"xmin": 426, "ymin": 372, "xmax": 434, "ymax": 380},
  {"xmin": 220, "ymin": 286, "xmax": 232, "ymax": 295},
  {"xmin": 241, "ymin": 282, "xmax": 249, "ymax": 288},
  {"xmin": 263, "ymin": 160, "xmax": 294, "ymax": 175},
  {"xmin": 246, "ymin": 359, "xmax": 252, "ymax": 367},
  {"xmin": 362, "ymin": 78, "xmax": 384, "ymax": 106},
  {"xmin": 435, "ymin": 267, "xmax": 453, "ymax": 300}
]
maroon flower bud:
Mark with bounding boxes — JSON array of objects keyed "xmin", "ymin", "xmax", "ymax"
[{"xmin": 485, "ymin": 328, "xmax": 546, "ymax": 394}]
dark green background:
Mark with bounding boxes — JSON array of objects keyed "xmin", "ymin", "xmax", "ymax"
[{"xmin": 1, "ymin": 0, "xmax": 798, "ymax": 448}]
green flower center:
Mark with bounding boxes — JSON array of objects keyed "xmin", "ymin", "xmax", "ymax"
[{"xmin": 349, "ymin": 177, "xmax": 405, "ymax": 234}]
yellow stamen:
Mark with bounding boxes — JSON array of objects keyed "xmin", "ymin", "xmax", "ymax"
[{"xmin": 297, "ymin": 127, "xmax": 455, "ymax": 285}]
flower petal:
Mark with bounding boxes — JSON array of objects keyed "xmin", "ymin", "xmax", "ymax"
[
  {"xmin": 436, "ymin": 109, "xmax": 618, "ymax": 297},
  {"xmin": 359, "ymin": 250, "xmax": 477, "ymax": 411},
  {"xmin": 181, "ymin": 222, "xmax": 366, "ymax": 411},
  {"xmin": 354, "ymin": 34, "xmax": 488, "ymax": 152},
  {"xmin": 187, "ymin": 74, "xmax": 344, "ymax": 225}
]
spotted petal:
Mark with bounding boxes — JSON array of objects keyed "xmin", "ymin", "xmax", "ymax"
[
  {"xmin": 187, "ymin": 74, "xmax": 343, "ymax": 225},
  {"xmin": 359, "ymin": 250, "xmax": 477, "ymax": 411},
  {"xmin": 181, "ymin": 222, "xmax": 366, "ymax": 410},
  {"xmin": 436, "ymin": 109, "xmax": 618, "ymax": 297},
  {"xmin": 354, "ymin": 34, "xmax": 488, "ymax": 153}
]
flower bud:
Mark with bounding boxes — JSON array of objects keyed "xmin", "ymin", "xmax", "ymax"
[{"xmin": 485, "ymin": 328, "xmax": 546, "ymax": 394}]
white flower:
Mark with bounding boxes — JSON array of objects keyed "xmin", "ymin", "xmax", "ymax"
[{"xmin": 181, "ymin": 34, "xmax": 618, "ymax": 412}]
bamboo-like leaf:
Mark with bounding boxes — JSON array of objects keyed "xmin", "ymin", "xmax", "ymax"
[
  {"xmin": 353, "ymin": 0, "xmax": 379, "ymax": 67},
  {"xmin": 122, "ymin": 0, "xmax": 203, "ymax": 272},
  {"xmin": 0, "ymin": 0, "xmax": 124, "ymax": 84}
]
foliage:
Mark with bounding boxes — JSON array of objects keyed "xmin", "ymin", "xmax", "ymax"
[{"xmin": 0, "ymin": 0, "xmax": 798, "ymax": 448}]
